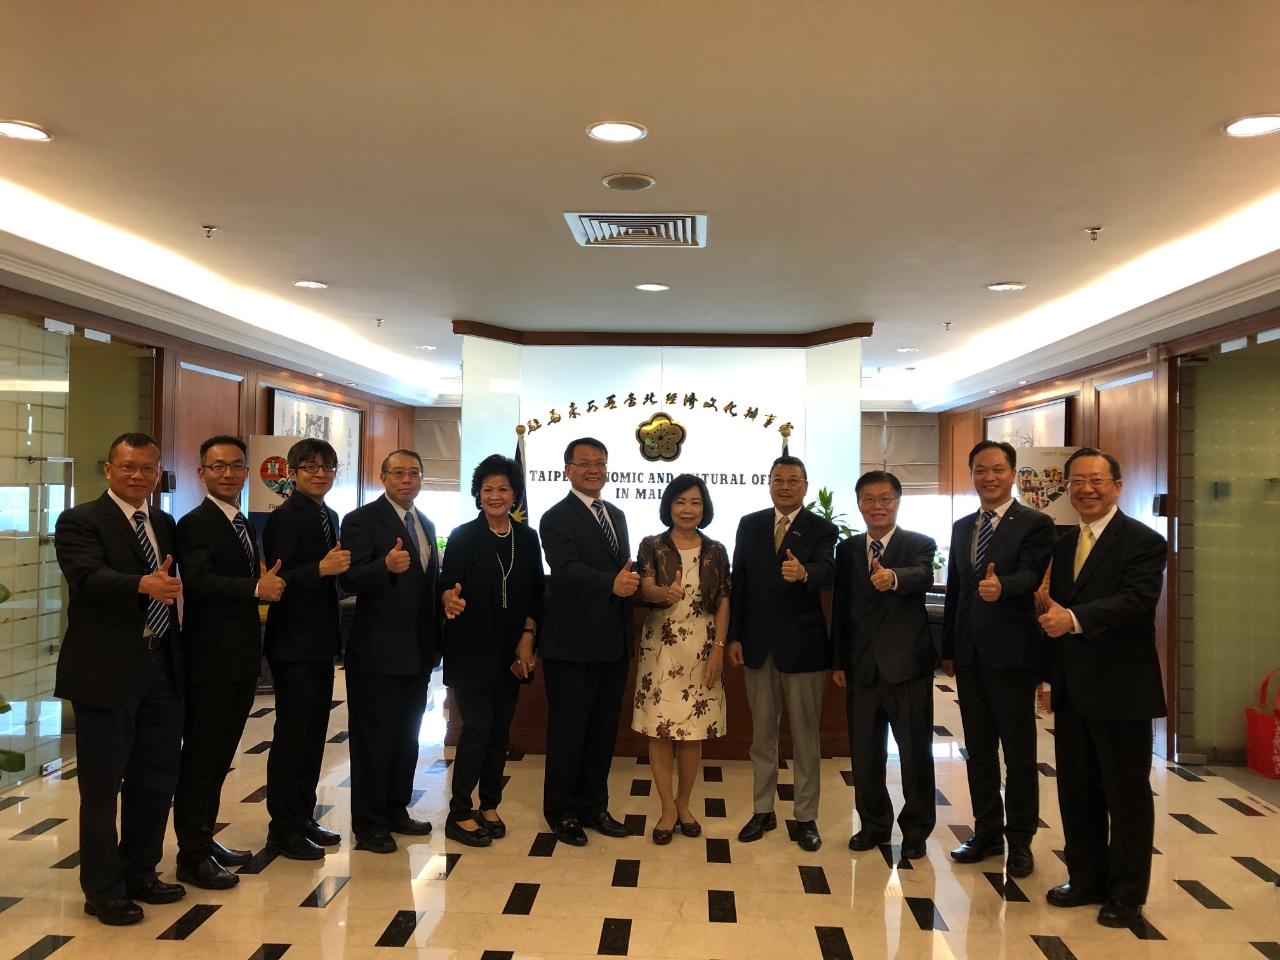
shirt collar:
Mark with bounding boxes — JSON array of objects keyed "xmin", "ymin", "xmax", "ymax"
[
  {"xmin": 571, "ymin": 487, "xmax": 605, "ymax": 510},
  {"xmin": 980, "ymin": 498, "xmax": 1015, "ymax": 521},
  {"xmin": 867, "ymin": 526, "xmax": 897, "ymax": 550},
  {"xmin": 1082, "ymin": 504, "xmax": 1119, "ymax": 539},
  {"xmin": 204, "ymin": 493, "xmax": 243, "ymax": 522},
  {"xmin": 384, "ymin": 494, "xmax": 414, "ymax": 523},
  {"xmin": 107, "ymin": 488, "xmax": 148, "ymax": 522},
  {"xmin": 774, "ymin": 507, "xmax": 802, "ymax": 525}
]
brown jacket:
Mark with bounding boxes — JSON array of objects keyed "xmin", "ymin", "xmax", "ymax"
[{"xmin": 636, "ymin": 531, "xmax": 730, "ymax": 615}]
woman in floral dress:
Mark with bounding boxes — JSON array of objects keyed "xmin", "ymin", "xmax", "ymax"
[{"xmin": 632, "ymin": 474, "xmax": 729, "ymax": 844}]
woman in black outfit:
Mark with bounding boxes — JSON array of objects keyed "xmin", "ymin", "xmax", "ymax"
[{"xmin": 441, "ymin": 454, "xmax": 544, "ymax": 846}]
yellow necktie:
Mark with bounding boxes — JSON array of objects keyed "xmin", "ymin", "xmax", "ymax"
[
  {"xmin": 1073, "ymin": 524, "xmax": 1095, "ymax": 578},
  {"xmin": 774, "ymin": 516, "xmax": 789, "ymax": 551}
]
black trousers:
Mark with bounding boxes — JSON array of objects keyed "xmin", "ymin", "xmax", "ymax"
[
  {"xmin": 542, "ymin": 655, "xmax": 628, "ymax": 827},
  {"xmin": 173, "ymin": 678, "xmax": 256, "ymax": 864},
  {"xmin": 1054, "ymin": 693, "xmax": 1156, "ymax": 905},
  {"xmin": 345, "ymin": 669, "xmax": 430, "ymax": 836},
  {"xmin": 265, "ymin": 658, "xmax": 333, "ymax": 837},
  {"xmin": 450, "ymin": 676, "xmax": 521, "ymax": 818},
  {"xmin": 71, "ymin": 646, "xmax": 183, "ymax": 902},
  {"xmin": 955, "ymin": 659, "xmax": 1039, "ymax": 846},
  {"xmin": 847, "ymin": 671, "xmax": 936, "ymax": 842}
]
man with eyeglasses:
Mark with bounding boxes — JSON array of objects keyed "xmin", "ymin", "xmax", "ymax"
[
  {"xmin": 538, "ymin": 437, "xmax": 638, "ymax": 846},
  {"xmin": 940, "ymin": 441, "xmax": 1054, "ymax": 879},
  {"xmin": 338, "ymin": 449, "xmax": 439, "ymax": 853},
  {"xmin": 728, "ymin": 455, "xmax": 837, "ymax": 852},
  {"xmin": 832, "ymin": 470, "xmax": 938, "ymax": 860},
  {"xmin": 1037, "ymin": 448, "xmax": 1167, "ymax": 929},
  {"xmin": 54, "ymin": 432, "xmax": 185, "ymax": 925},
  {"xmin": 172, "ymin": 435, "xmax": 285, "ymax": 889},
  {"xmin": 262, "ymin": 438, "xmax": 351, "ymax": 860}
]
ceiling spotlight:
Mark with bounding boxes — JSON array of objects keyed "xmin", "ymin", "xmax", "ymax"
[
  {"xmin": 986, "ymin": 281, "xmax": 1027, "ymax": 292},
  {"xmin": 1018, "ymin": 380, "xmax": 1028, "ymax": 385},
  {"xmin": 314, "ymin": 372, "xmax": 326, "ymax": 377},
  {"xmin": 0, "ymin": 120, "xmax": 53, "ymax": 142},
  {"xmin": 293, "ymin": 279, "xmax": 328, "ymax": 289},
  {"xmin": 635, "ymin": 283, "xmax": 669, "ymax": 292},
  {"xmin": 586, "ymin": 121, "xmax": 647, "ymax": 143},
  {"xmin": 1224, "ymin": 114, "xmax": 1280, "ymax": 138},
  {"xmin": 415, "ymin": 344, "xmax": 437, "ymax": 351},
  {"xmin": 603, "ymin": 172, "xmax": 656, "ymax": 191},
  {"xmin": 987, "ymin": 389, "xmax": 998, "ymax": 395},
  {"xmin": 896, "ymin": 347, "xmax": 920, "ymax": 353}
]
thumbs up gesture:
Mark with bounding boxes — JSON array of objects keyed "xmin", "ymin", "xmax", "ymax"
[
  {"xmin": 442, "ymin": 581, "xmax": 466, "ymax": 619},
  {"xmin": 869, "ymin": 556, "xmax": 895, "ymax": 592},
  {"xmin": 977, "ymin": 562, "xmax": 1002, "ymax": 602},
  {"xmin": 613, "ymin": 559, "xmax": 640, "ymax": 598},
  {"xmin": 665, "ymin": 568, "xmax": 685, "ymax": 604},
  {"xmin": 385, "ymin": 536, "xmax": 412, "ymax": 574},
  {"xmin": 781, "ymin": 548, "xmax": 807, "ymax": 583},
  {"xmin": 1037, "ymin": 597, "xmax": 1074, "ymax": 638},
  {"xmin": 140, "ymin": 553, "xmax": 183, "ymax": 603},
  {"xmin": 258, "ymin": 558, "xmax": 286, "ymax": 602},
  {"xmin": 320, "ymin": 540, "xmax": 351, "ymax": 576}
]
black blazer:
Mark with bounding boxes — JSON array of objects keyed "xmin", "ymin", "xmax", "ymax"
[
  {"xmin": 941, "ymin": 501, "xmax": 1054, "ymax": 671},
  {"xmin": 339, "ymin": 495, "xmax": 440, "ymax": 676},
  {"xmin": 1047, "ymin": 510, "xmax": 1167, "ymax": 721},
  {"xmin": 262, "ymin": 493, "xmax": 341, "ymax": 663},
  {"xmin": 538, "ymin": 492, "xmax": 633, "ymax": 663},
  {"xmin": 441, "ymin": 513, "xmax": 545, "ymax": 691},
  {"xmin": 831, "ymin": 527, "xmax": 937, "ymax": 687},
  {"xmin": 728, "ymin": 507, "xmax": 837, "ymax": 673},
  {"xmin": 176, "ymin": 497, "xmax": 263, "ymax": 686},
  {"xmin": 53, "ymin": 492, "xmax": 183, "ymax": 707}
]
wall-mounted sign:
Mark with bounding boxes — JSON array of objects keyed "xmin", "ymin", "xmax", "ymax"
[{"xmin": 636, "ymin": 412, "xmax": 686, "ymax": 462}]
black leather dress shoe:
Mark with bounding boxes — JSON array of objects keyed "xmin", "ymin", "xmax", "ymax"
[
  {"xmin": 848, "ymin": 830, "xmax": 890, "ymax": 851},
  {"xmin": 268, "ymin": 831, "xmax": 326, "ymax": 861},
  {"xmin": 480, "ymin": 813, "xmax": 506, "ymax": 839},
  {"xmin": 1046, "ymin": 882, "xmax": 1104, "ymax": 908},
  {"xmin": 445, "ymin": 817, "xmax": 491, "ymax": 847},
  {"xmin": 125, "ymin": 877, "xmax": 187, "ymax": 904},
  {"xmin": 303, "ymin": 820, "xmax": 341, "ymax": 847},
  {"xmin": 737, "ymin": 811, "xmax": 777, "ymax": 843},
  {"xmin": 553, "ymin": 818, "xmax": 588, "ymax": 846},
  {"xmin": 84, "ymin": 898, "xmax": 144, "ymax": 926},
  {"xmin": 950, "ymin": 836, "xmax": 1004, "ymax": 863},
  {"xmin": 355, "ymin": 831, "xmax": 398, "ymax": 854},
  {"xmin": 210, "ymin": 840, "xmax": 253, "ymax": 866},
  {"xmin": 389, "ymin": 815, "xmax": 433, "ymax": 836},
  {"xmin": 177, "ymin": 856, "xmax": 239, "ymax": 890},
  {"xmin": 900, "ymin": 838, "xmax": 927, "ymax": 860},
  {"xmin": 1097, "ymin": 901, "xmax": 1143, "ymax": 928},
  {"xmin": 582, "ymin": 811, "xmax": 629, "ymax": 837},
  {"xmin": 1006, "ymin": 845, "xmax": 1034, "ymax": 878},
  {"xmin": 794, "ymin": 820, "xmax": 822, "ymax": 851}
]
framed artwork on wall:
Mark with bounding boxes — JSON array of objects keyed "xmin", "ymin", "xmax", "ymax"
[
  {"xmin": 271, "ymin": 388, "xmax": 362, "ymax": 518},
  {"xmin": 984, "ymin": 398, "xmax": 1067, "ymax": 448}
]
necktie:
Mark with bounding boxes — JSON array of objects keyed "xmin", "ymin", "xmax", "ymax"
[
  {"xmin": 973, "ymin": 510, "xmax": 996, "ymax": 576},
  {"xmin": 1073, "ymin": 524, "xmax": 1095, "ymax": 578},
  {"xmin": 232, "ymin": 512, "xmax": 257, "ymax": 576},
  {"xmin": 774, "ymin": 515, "xmax": 789, "ymax": 552},
  {"xmin": 132, "ymin": 510, "xmax": 170, "ymax": 638},
  {"xmin": 592, "ymin": 500, "xmax": 620, "ymax": 560},
  {"xmin": 870, "ymin": 539, "xmax": 883, "ymax": 567},
  {"xmin": 404, "ymin": 511, "xmax": 426, "ymax": 570},
  {"xmin": 319, "ymin": 506, "xmax": 334, "ymax": 548}
]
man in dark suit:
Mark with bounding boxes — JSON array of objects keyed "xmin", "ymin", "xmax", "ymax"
[
  {"xmin": 338, "ymin": 448, "xmax": 440, "ymax": 853},
  {"xmin": 941, "ymin": 441, "xmax": 1054, "ymax": 878},
  {"xmin": 54, "ymin": 432, "xmax": 186, "ymax": 925},
  {"xmin": 538, "ymin": 437, "xmax": 638, "ymax": 846},
  {"xmin": 172, "ymin": 435, "xmax": 286, "ymax": 889},
  {"xmin": 263, "ymin": 438, "xmax": 351, "ymax": 860},
  {"xmin": 1038, "ymin": 448, "xmax": 1167, "ymax": 928},
  {"xmin": 832, "ymin": 470, "xmax": 938, "ymax": 860},
  {"xmin": 728, "ymin": 455, "xmax": 838, "ymax": 852}
]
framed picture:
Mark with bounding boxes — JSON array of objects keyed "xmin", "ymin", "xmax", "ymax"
[
  {"xmin": 985, "ymin": 398, "xmax": 1067, "ymax": 448},
  {"xmin": 271, "ymin": 389, "xmax": 362, "ymax": 519}
]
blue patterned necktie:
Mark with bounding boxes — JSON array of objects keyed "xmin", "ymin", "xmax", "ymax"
[
  {"xmin": 404, "ymin": 511, "xmax": 425, "ymax": 570},
  {"xmin": 318, "ymin": 506, "xmax": 334, "ymax": 548},
  {"xmin": 974, "ymin": 510, "xmax": 996, "ymax": 576},
  {"xmin": 132, "ymin": 510, "xmax": 170, "ymax": 637},
  {"xmin": 592, "ymin": 499, "xmax": 620, "ymax": 560},
  {"xmin": 232, "ymin": 512, "xmax": 257, "ymax": 575},
  {"xmin": 870, "ymin": 539, "xmax": 883, "ymax": 567}
]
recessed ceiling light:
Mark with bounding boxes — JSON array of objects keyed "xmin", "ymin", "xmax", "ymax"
[
  {"xmin": 986, "ymin": 281, "xmax": 1027, "ymax": 292},
  {"xmin": 635, "ymin": 283, "xmax": 669, "ymax": 292},
  {"xmin": 586, "ymin": 121, "xmax": 647, "ymax": 143},
  {"xmin": 1224, "ymin": 114, "xmax": 1280, "ymax": 138},
  {"xmin": 314, "ymin": 372, "xmax": 325, "ymax": 377},
  {"xmin": 415, "ymin": 344, "xmax": 437, "ymax": 351},
  {"xmin": 346, "ymin": 382, "xmax": 357, "ymax": 387},
  {"xmin": 896, "ymin": 347, "xmax": 920, "ymax": 353},
  {"xmin": 0, "ymin": 120, "xmax": 52, "ymax": 142},
  {"xmin": 988, "ymin": 389, "xmax": 998, "ymax": 395},
  {"xmin": 293, "ymin": 279, "xmax": 328, "ymax": 289},
  {"xmin": 1018, "ymin": 380, "xmax": 1028, "ymax": 385}
]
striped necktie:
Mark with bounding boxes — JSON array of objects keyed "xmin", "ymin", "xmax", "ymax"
[
  {"xmin": 870, "ymin": 538, "xmax": 883, "ymax": 567},
  {"xmin": 973, "ymin": 510, "xmax": 996, "ymax": 577},
  {"xmin": 591, "ymin": 499, "xmax": 620, "ymax": 560},
  {"xmin": 774, "ymin": 515, "xmax": 789, "ymax": 552},
  {"xmin": 318, "ymin": 506, "xmax": 334, "ymax": 548},
  {"xmin": 232, "ymin": 512, "xmax": 257, "ymax": 576},
  {"xmin": 1073, "ymin": 524, "xmax": 1095, "ymax": 579},
  {"xmin": 132, "ymin": 510, "xmax": 170, "ymax": 638}
]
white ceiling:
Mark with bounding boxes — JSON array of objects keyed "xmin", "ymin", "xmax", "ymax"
[{"xmin": 1, "ymin": 1, "xmax": 1279, "ymax": 408}]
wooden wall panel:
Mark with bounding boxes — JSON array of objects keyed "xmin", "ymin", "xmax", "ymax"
[
  {"xmin": 172, "ymin": 364, "xmax": 244, "ymax": 518},
  {"xmin": 1095, "ymin": 374, "xmax": 1158, "ymax": 521}
]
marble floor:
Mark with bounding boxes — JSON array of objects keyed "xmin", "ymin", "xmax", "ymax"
[{"xmin": 1, "ymin": 672, "xmax": 1278, "ymax": 960}]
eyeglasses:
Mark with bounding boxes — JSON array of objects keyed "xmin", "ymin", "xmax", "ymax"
[
  {"xmin": 109, "ymin": 462, "xmax": 158, "ymax": 477},
  {"xmin": 1067, "ymin": 476, "xmax": 1114, "ymax": 490},
  {"xmin": 384, "ymin": 469, "xmax": 423, "ymax": 481},
  {"xmin": 568, "ymin": 460, "xmax": 607, "ymax": 470},
  {"xmin": 858, "ymin": 495, "xmax": 900, "ymax": 507},
  {"xmin": 296, "ymin": 463, "xmax": 339, "ymax": 475},
  {"xmin": 202, "ymin": 461, "xmax": 248, "ymax": 474}
]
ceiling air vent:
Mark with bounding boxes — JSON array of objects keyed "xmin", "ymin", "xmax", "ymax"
[
  {"xmin": 602, "ymin": 172, "xmax": 656, "ymax": 191},
  {"xmin": 563, "ymin": 212, "xmax": 708, "ymax": 248}
]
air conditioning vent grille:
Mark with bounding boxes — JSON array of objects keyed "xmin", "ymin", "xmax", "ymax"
[{"xmin": 564, "ymin": 212, "xmax": 708, "ymax": 248}]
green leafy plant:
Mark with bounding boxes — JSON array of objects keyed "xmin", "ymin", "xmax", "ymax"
[{"xmin": 804, "ymin": 487, "xmax": 859, "ymax": 541}]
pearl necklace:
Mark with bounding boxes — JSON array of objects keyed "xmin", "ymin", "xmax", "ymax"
[{"xmin": 493, "ymin": 525, "xmax": 515, "ymax": 608}]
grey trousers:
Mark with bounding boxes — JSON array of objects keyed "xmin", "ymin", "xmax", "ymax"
[{"xmin": 743, "ymin": 656, "xmax": 827, "ymax": 822}]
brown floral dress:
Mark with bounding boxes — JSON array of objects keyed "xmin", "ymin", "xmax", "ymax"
[{"xmin": 631, "ymin": 535, "xmax": 727, "ymax": 741}]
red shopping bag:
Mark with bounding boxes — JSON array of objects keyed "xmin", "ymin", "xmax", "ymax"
[{"xmin": 1245, "ymin": 668, "xmax": 1280, "ymax": 779}]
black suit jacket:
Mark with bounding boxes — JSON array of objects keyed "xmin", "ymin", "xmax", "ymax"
[
  {"xmin": 831, "ymin": 527, "xmax": 937, "ymax": 686},
  {"xmin": 941, "ymin": 501, "xmax": 1054, "ymax": 671},
  {"xmin": 176, "ymin": 498, "xmax": 263, "ymax": 686},
  {"xmin": 538, "ymin": 492, "xmax": 633, "ymax": 663},
  {"xmin": 53, "ymin": 492, "xmax": 183, "ymax": 707},
  {"xmin": 441, "ymin": 513, "xmax": 545, "ymax": 691},
  {"xmin": 1047, "ymin": 510, "xmax": 1167, "ymax": 721},
  {"xmin": 339, "ymin": 495, "xmax": 440, "ymax": 676},
  {"xmin": 728, "ymin": 507, "xmax": 837, "ymax": 673},
  {"xmin": 262, "ymin": 493, "xmax": 341, "ymax": 663}
]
